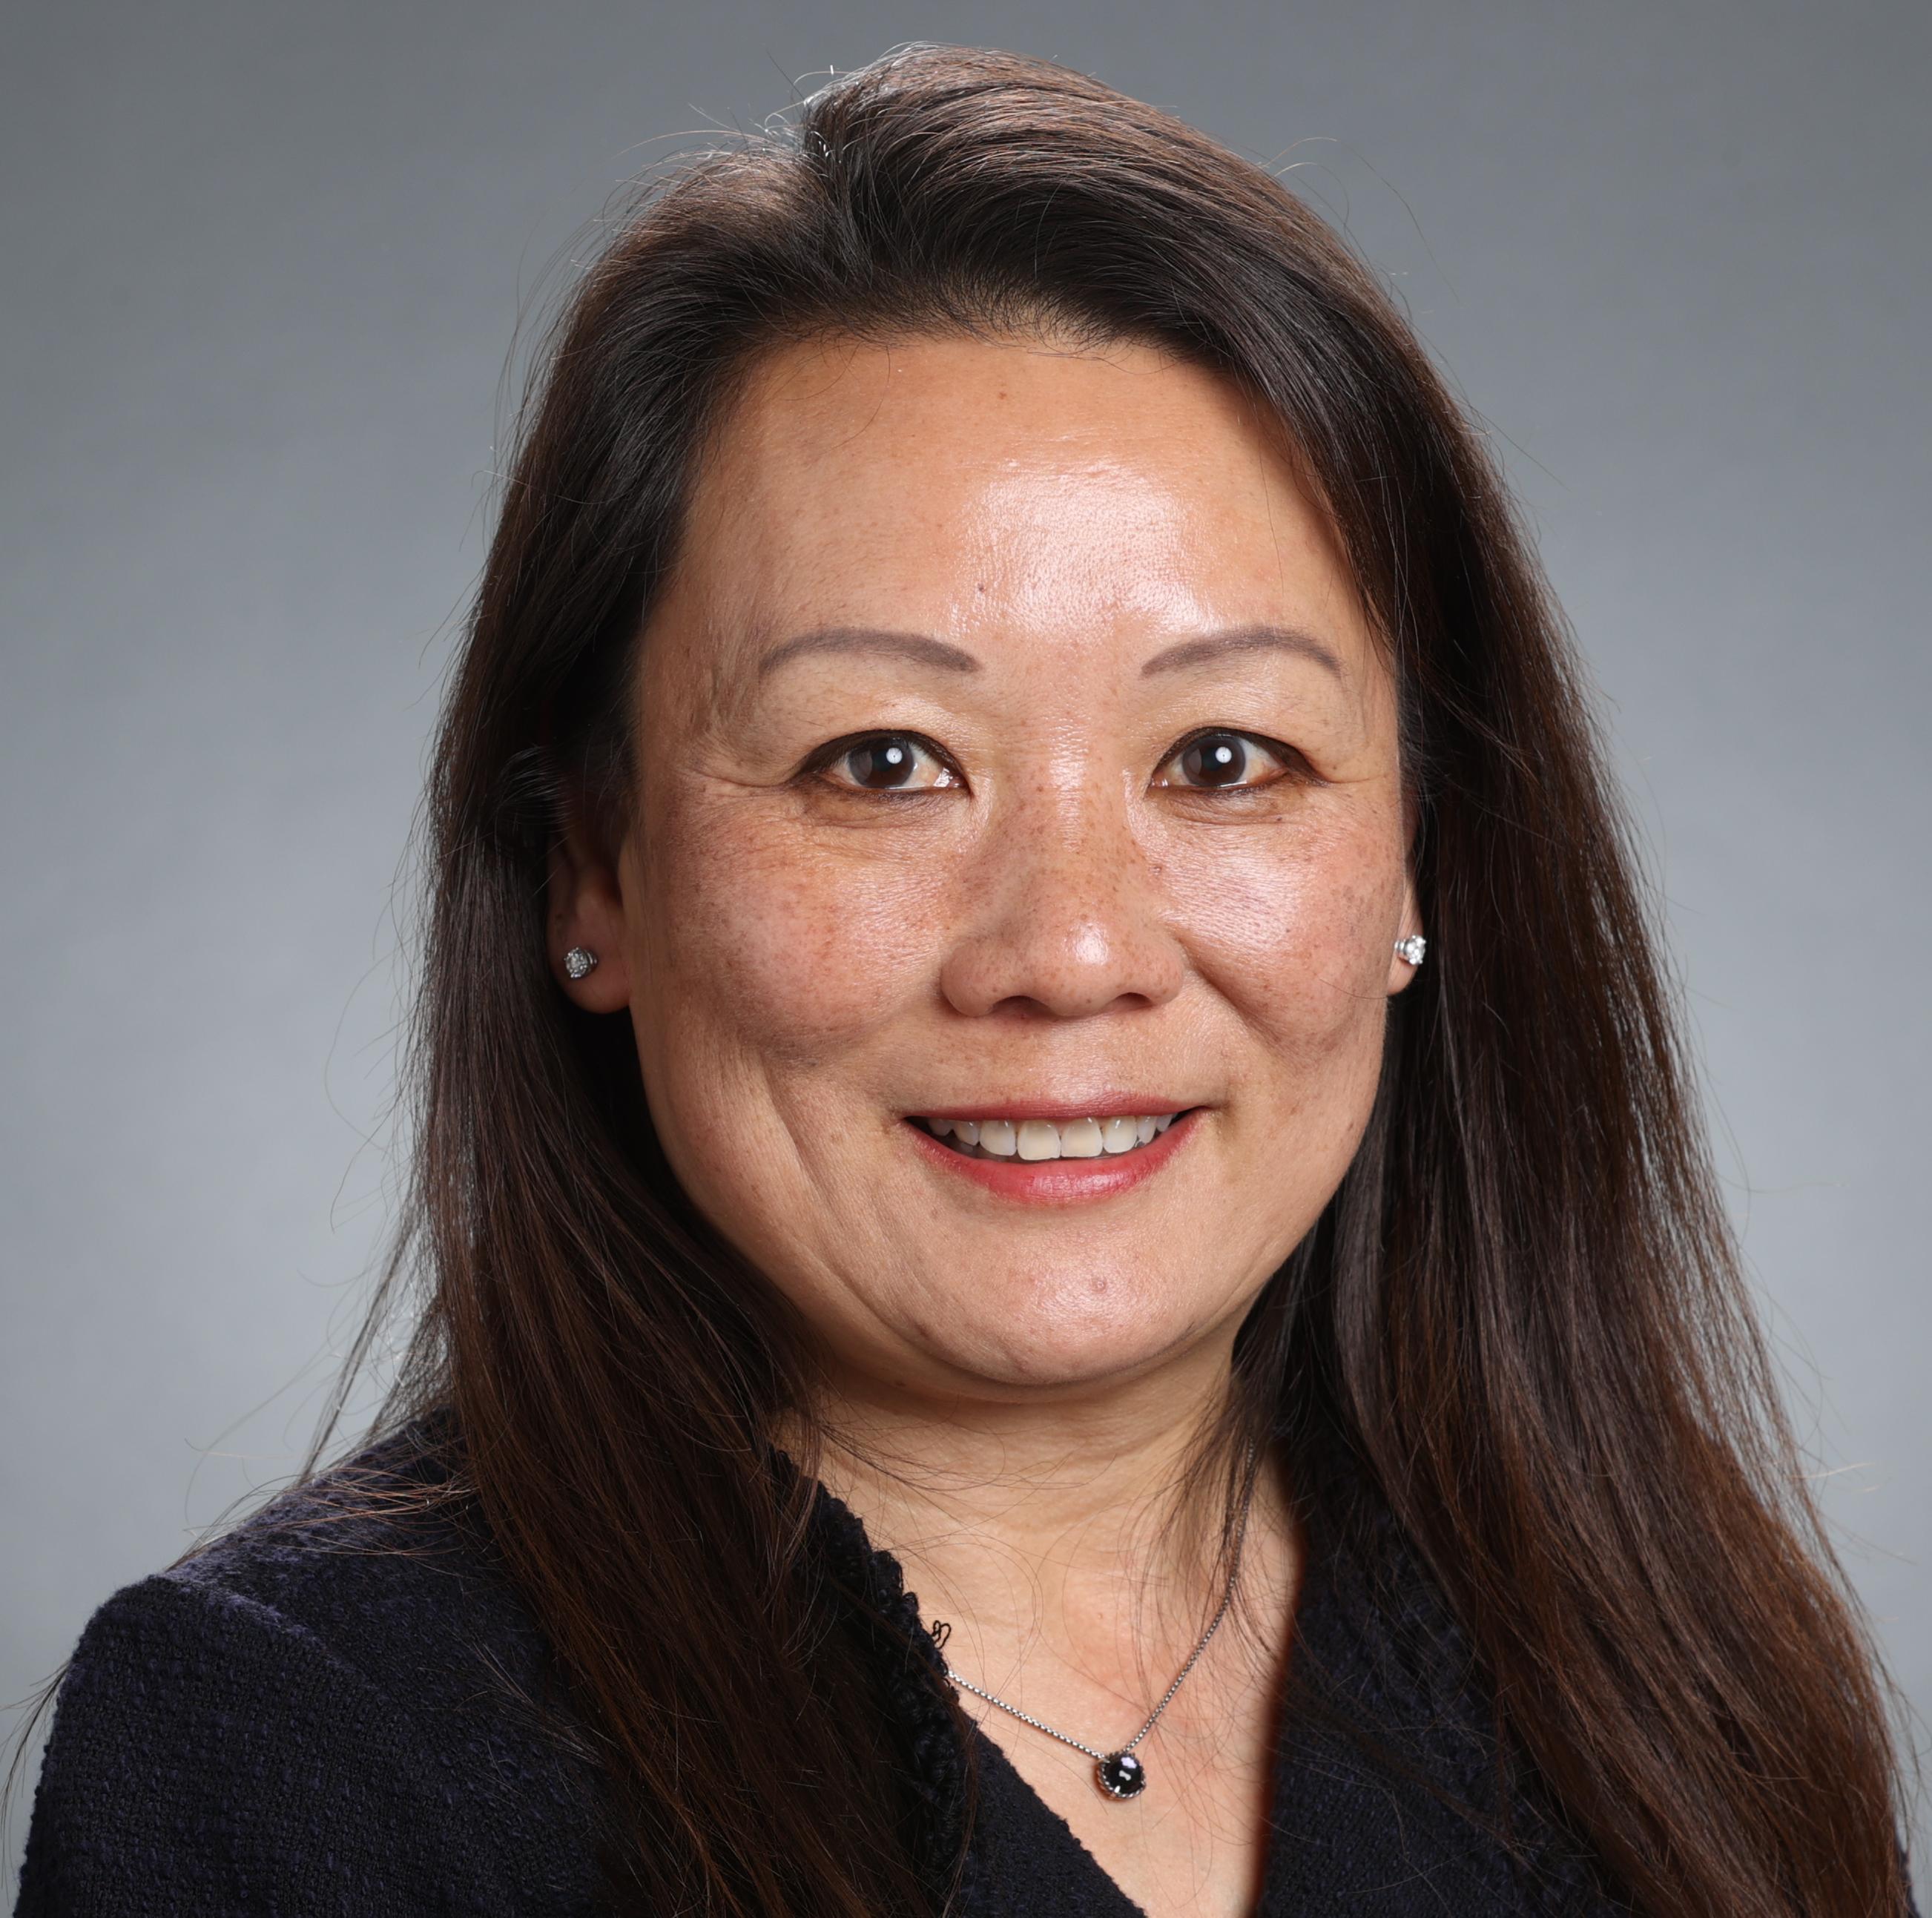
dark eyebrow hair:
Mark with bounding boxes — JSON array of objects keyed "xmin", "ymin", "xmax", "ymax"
[
  {"xmin": 754, "ymin": 621, "xmax": 1346, "ymax": 683},
  {"xmin": 1140, "ymin": 624, "xmax": 1345, "ymax": 680},
  {"xmin": 756, "ymin": 626, "xmax": 981, "ymax": 679}
]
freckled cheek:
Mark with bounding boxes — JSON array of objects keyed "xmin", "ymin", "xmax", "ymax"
[
  {"xmin": 641, "ymin": 806, "xmax": 952, "ymax": 1064},
  {"xmin": 1160, "ymin": 823, "xmax": 1401, "ymax": 1051}
]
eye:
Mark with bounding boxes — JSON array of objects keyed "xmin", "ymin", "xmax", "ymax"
[
  {"xmin": 805, "ymin": 731, "xmax": 963, "ymax": 795},
  {"xmin": 1152, "ymin": 729, "xmax": 1305, "ymax": 792}
]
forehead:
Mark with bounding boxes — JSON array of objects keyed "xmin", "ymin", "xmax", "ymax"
[{"xmin": 653, "ymin": 331, "xmax": 1378, "ymax": 708}]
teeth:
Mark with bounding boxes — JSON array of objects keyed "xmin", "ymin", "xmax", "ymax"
[
  {"xmin": 1018, "ymin": 1119, "xmax": 1064, "ymax": 1160},
  {"xmin": 915, "ymin": 1111, "xmax": 1186, "ymax": 1161}
]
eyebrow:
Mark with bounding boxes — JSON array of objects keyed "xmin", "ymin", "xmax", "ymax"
[
  {"xmin": 756, "ymin": 626, "xmax": 980, "ymax": 679},
  {"xmin": 756, "ymin": 622, "xmax": 1345, "ymax": 682},
  {"xmin": 1139, "ymin": 624, "xmax": 1346, "ymax": 681}
]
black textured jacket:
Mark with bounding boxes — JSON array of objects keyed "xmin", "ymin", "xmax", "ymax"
[{"xmin": 6, "ymin": 1414, "xmax": 1758, "ymax": 1915}]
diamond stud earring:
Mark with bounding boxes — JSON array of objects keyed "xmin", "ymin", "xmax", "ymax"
[
  {"xmin": 1394, "ymin": 935, "xmax": 1428, "ymax": 966},
  {"xmin": 563, "ymin": 946, "xmax": 599, "ymax": 981}
]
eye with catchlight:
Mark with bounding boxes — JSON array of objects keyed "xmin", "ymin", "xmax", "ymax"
[{"xmin": 800, "ymin": 728, "xmax": 1311, "ymax": 797}]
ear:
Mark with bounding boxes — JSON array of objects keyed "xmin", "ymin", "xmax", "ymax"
[
  {"xmin": 1386, "ymin": 870, "xmax": 1424, "ymax": 996},
  {"xmin": 1387, "ymin": 788, "xmax": 1424, "ymax": 998},
  {"xmin": 547, "ymin": 794, "xmax": 633, "ymax": 1014}
]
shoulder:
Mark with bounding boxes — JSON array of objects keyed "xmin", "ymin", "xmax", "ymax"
[
  {"xmin": 1274, "ymin": 1462, "xmax": 1633, "ymax": 1915},
  {"xmin": 1282, "ymin": 1468, "xmax": 1922, "ymax": 1917},
  {"xmin": 14, "ymin": 1414, "xmax": 608, "ymax": 1917},
  {"xmin": 148, "ymin": 1413, "xmax": 568, "ymax": 1728}
]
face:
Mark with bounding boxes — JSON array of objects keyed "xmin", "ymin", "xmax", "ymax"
[{"xmin": 554, "ymin": 332, "xmax": 1420, "ymax": 1411}]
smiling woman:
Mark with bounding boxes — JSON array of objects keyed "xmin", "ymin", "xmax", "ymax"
[
  {"xmin": 553, "ymin": 335, "xmax": 1419, "ymax": 1420},
  {"xmin": 11, "ymin": 41, "xmax": 1918, "ymax": 1918}
]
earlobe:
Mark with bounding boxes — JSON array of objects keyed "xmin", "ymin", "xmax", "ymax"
[
  {"xmin": 1387, "ymin": 870, "xmax": 1425, "ymax": 996},
  {"xmin": 547, "ymin": 817, "xmax": 633, "ymax": 1012},
  {"xmin": 550, "ymin": 909, "xmax": 633, "ymax": 1014}
]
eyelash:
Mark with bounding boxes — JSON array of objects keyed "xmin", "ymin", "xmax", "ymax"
[{"xmin": 797, "ymin": 728, "xmax": 1313, "ymax": 799}]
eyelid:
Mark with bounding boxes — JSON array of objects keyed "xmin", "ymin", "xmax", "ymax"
[
  {"xmin": 799, "ymin": 725, "xmax": 1312, "ymax": 797},
  {"xmin": 802, "ymin": 730, "xmax": 964, "ymax": 794},
  {"xmin": 1151, "ymin": 727, "xmax": 1310, "ymax": 791}
]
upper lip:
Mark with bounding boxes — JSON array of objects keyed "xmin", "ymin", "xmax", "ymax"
[{"xmin": 906, "ymin": 1098, "xmax": 1200, "ymax": 1122}]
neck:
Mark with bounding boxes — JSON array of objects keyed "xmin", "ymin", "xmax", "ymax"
[{"xmin": 798, "ymin": 1339, "xmax": 1288, "ymax": 1690}]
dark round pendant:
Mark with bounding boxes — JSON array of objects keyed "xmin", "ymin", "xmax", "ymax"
[{"xmin": 1096, "ymin": 1750, "xmax": 1147, "ymax": 1801}]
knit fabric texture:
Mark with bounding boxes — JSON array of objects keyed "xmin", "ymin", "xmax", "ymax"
[{"xmin": 12, "ymin": 1415, "xmax": 1906, "ymax": 1916}]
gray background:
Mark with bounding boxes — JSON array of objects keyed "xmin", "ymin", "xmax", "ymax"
[{"xmin": 4, "ymin": 0, "xmax": 1927, "ymax": 1885}]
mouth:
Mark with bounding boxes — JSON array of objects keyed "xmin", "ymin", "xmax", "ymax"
[
  {"xmin": 909, "ymin": 1110, "xmax": 1195, "ymax": 1163},
  {"xmin": 899, "ymin": 1104, "xmax": 1207, "ymax": 1206}
]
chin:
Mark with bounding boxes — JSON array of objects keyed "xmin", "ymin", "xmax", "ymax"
[{"xmin": 907, "ymin": 1276, "xmax": 1221, "ymax": 1397}]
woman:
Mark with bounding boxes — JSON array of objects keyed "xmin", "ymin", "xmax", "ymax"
[{"xmin": 11, "ymin": 42, "xmax": 1916, "ymax": 1918}]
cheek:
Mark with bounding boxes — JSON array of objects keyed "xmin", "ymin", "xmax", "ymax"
[
  {"xmin": 636, "ymin": 788, "xmax": 951, "ymax": 1070},
  {"xmin": 1161, "ymin": 808, "xmax": 1402, "ymax": 1066}
]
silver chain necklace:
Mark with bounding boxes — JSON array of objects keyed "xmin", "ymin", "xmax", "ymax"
[{"xmin": 932, "ymin": 1446, "xmax": 1260, "ymax": 1803}]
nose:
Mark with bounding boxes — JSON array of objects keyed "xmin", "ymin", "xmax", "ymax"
[{"xmin": 937, "ymin": 771, "xmax": 1185, "ymax": 1020}]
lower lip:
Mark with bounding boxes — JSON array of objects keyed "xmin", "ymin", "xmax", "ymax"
[{"xmin": 902, "ymin": 1110, "xmax": 1202, "ymax": 1207}]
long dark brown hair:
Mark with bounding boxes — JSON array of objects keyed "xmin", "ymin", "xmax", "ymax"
[{"xmin": 16, "ymin": 41, "xmax": 1911, "ymax": 1918}]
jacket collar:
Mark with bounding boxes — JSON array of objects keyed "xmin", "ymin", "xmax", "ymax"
[{"xmin": 799, "ymin": 1446, "xmax": 1621, "ymax": 1917}]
